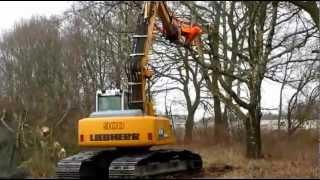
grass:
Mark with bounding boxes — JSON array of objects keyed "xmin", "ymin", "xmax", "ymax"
[
  {"xmin": 156, "ymin": 128, "xmax": 319, "ymax": 178},
  {"xmin": 18, "ymin": 149, "xmax": 55, "ymax": 178}
]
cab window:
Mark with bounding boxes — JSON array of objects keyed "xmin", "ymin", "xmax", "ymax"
[{"xmin": 98, "ymin": 96, "xmax": 121, "ymax": 111}]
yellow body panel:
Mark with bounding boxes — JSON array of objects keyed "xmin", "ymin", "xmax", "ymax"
[{"xmin": 78, "ymin": 115, "xmax": 176, "ymax": 148}]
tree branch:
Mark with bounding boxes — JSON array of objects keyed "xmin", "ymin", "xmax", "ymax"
[{"xmin": 0, "ymin": 109, "xmax": 14, "ymax": 134}]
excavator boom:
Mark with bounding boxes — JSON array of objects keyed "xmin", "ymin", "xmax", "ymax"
[{"xmin": 126, "ymin": 1, "xmax": 202, "ymax": 115}]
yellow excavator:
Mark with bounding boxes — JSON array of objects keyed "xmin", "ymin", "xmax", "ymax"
[{"xmin": 56, "ymin": 1, "xmax": 203, "ymax": 179}]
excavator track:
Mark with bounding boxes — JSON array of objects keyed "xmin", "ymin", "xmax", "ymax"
[
  {"xmin": 109, "ymin": 149, "xmax": 202, "ymax": 179},
  {"xmin": 56, "ymin": 151, "xmax": 95, "ymax": 179},
  {"xmin": 56, "ymin": 149, "xmax": 124, "ymax": 179},
  {"xmin": 56, "ymin": 149, "xmax": 202, "ymax": 179}
]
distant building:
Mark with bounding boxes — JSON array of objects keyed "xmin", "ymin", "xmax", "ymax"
[
  {"xmin": 166, "ymin": 112, "xmax": 320, "ymax": 131},
  {"xmin": 169, "ymin": 114, "xmax": 216, "ymax": 129}
]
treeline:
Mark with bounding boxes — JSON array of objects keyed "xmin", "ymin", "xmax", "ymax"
[
  {"xmin": 0, "ymin": 2, "xmax": 140, "ymax": 177},
  {"xmin": 0, "ymin": 1, "xmax": 319, "ymax": 177}
]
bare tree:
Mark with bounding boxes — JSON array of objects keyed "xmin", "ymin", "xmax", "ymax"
[
  {"xmin": 184, "ymin": 1, "xmax": 318, "ymax": 158},
  {"xmin": 290, "ymin": 1, "xmax": 319, "ymax": 29},
  {"xmin": 286, "ymin": 62, "xmax": 318, "ymax": 135},
  {"xmin": 152, "ymin": 39, "xmax": 205, "ymax": 143}
]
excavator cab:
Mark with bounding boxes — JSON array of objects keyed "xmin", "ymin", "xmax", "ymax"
[{"xmin": 96, "ymin": 89, "xmax": 128, "ymax": 111}]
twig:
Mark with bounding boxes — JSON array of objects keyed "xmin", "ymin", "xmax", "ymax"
[
  {"xmin": 0, "ymin": 109, "xmax": 14, "ymax": 134},
  {"xmin": 54, "ymin": 101, "xmax": 72, "ymax": 129}
]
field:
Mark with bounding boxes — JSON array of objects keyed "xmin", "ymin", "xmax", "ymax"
[{"xmin": 155, "ymin": 128, "xmax": 319, "ymax": 178}]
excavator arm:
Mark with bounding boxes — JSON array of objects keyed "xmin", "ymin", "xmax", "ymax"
[{"xmin": 126, "ymin": 1, "xmax": 202, "ymax": 115}]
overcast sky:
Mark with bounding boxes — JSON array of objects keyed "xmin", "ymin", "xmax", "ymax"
[
  {"xmin": 0, "ymin": 1, "xmax": 298, "ymax": 118},
  {"xmin": 0, "ymin": 1, "xmax": 72, "ymax": 32}
]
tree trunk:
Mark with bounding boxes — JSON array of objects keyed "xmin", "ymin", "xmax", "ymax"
[
  {"xmin": 211, "ymin": 2, "xmax": 225, "ymax": 139},
  {"xmin": 222, "ymin": 108, "xmax": 228, "ymax": 129},
  {"xmin": 184, "ymin": 114, "xmax": 194, "ymax": 144},
  {"xmin": 287, "ymin": 110, "xmax": 294, "ymax": 136},
  {"xmin": 245, "ymin": 108, "xmax": 262, "ymax": 158},
  {"xmin": 278, "ymin": 61, "xmax": 290, "ymax": 130},
  {"xmin": 287, "ymin": 94, "xmax": 297, "ymax": 136},
  {"xmin": 245, "ymin": 66, "xmax": 263, "ymax": 158},
  {"xmin": 278, "ymin": 86, "xmax": 284, "ymax": 130},
  {"xmin": 213, "ymin": 80, "xmax": 224, "ymax": 138}
]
